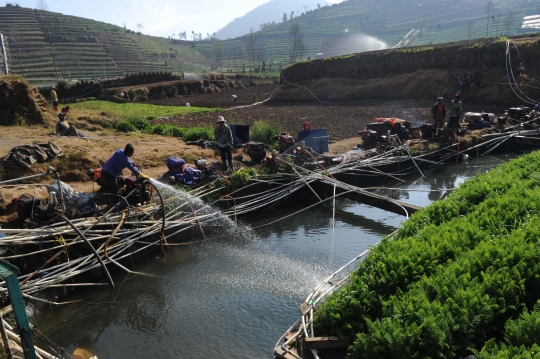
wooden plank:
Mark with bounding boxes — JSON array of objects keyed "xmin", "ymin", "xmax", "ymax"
[
  {"xmin": 304, "ymin": 337, "xmax": 352, "ymax": 350},
  {"xmin": 274, "ymin": 346, "xmax": 299, "ymax": 359}
]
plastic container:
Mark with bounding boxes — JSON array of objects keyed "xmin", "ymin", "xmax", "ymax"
[{"xmin": 49, "ymin": 191, "xmax": 57, "ymax": 205}]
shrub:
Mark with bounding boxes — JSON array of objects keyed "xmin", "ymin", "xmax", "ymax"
[
  {"xmin": 116, "ymin": 121, "xmax": 137, "ymax": 133},
  {"xmin": 183, "ymin": 126, "xmax": 214, "ymax": 141},
  {"xmin": 170, "ymin": 85, "xmax": 179, "ymax": 97},
  {"xmin": 169, "ymin": 126, "xmax": 186, "ymax": 138},
  {"xmin": 127, "ymin": 89, "xmax": 136, "ymax": 101},
  {"xmin": 151, "ymin": 124, "xmax": 172, "ymax": 136},
  {"xmin": 126, "ymin": 116, "xmax": 151, "ymax": 132},
  {"xmin": 250, "ymin": 120, "xmax": 280, "ymax": 146}
]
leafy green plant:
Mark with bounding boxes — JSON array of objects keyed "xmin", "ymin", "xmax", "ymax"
[
  {"xmin": 312, "ymin": 151, "xmax": 540, "ymax": 358},
  {"xmin": 183, "ymin": 126, "xmax": 214, "ymax": 141},
  {"xmin": 116, "ymin": 120, "xmax": 137, "ymax": 133},
  {"xmin": 229, "ymin": 168, "xmax": 258, "ymax": 189},
  {"xmin": 250, "ymin": 120, "xmax": 280, "ymax": 146},
  {"xmin": 126, "ymin": 116, "xmax": 151, "ymax": 131}
]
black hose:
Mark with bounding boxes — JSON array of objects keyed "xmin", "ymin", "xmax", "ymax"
[
  {"xmin": 59, "ymin": 214, "xmax": 115, "ymax": 289},
  {"xmin": 97, "ymin": 193, "xmax": 131, "ymax": 219}
]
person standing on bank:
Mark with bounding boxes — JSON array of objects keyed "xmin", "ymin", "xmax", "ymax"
[
  {"xmin": 101, "ymin": 144, "xmax": 150, "ymax": 194},
  {"xmin": 214, "ymin": 116, "xmax": 234, "ymax": 172},
  {"xmin": 430, "ymin": 97, "xmax": 446, "ymax": 135},
  {"xmin": 50, "ymin": 86, "xmax": 59, "ymax": 112},
  {"xmin": 448, "ymin": 94, "xmax": 463, "ymax": 131}
]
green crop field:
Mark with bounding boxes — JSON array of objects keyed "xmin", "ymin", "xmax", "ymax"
[
  {"xmin": 70, "ymin": 100, "xmax": 220, "ymax": 119},
  {"xmin": 314, "ymin": 149, "xmax": 540, "ymax": 358}
]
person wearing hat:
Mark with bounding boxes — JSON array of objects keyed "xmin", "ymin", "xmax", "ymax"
[
  {"xmin": 214, "ymin": 116, "xmax": 234, "ymax": 171},
  {"xmin": 430, "ymin": 96, "xmax": 446, "ymax": 135},
  {"xmin": 448, "ymin": 94, "xmax": 463, "ymax": 131},
  {"xmin": 101, "ymin": 144, "xmax": 149, "ymax": 194}
]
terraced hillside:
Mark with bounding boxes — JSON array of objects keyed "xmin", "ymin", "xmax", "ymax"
[
  {"xmin": 1, "ymin": 1, "xmax": 539, "ymax": 84},
  {"xmin": 0, "ymin": 5, "xmax": 212, "ymax": 84},
  {"xmin": 179, "ymin": 0, "xmax": 540, "ymax": 67}
]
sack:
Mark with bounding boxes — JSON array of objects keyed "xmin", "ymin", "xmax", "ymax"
[{"xmin": 47, "ymin": 180, "xmax": 75, "ymax": 199}]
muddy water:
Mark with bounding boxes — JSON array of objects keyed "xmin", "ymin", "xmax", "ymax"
[{"xmin": 31, "ymin": 154, "xmax": 518, "ymax": 359}]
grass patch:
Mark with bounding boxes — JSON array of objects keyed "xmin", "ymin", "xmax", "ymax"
[
  {"xmin": 69, "ymin": 100, "xmax": 220, "ymax": 119},
  {"xmin": 116, "ymin": 116, "xmax": 214, "ymax": 141},
  {"xmin": 51, "ymin": 151, "xmax": 93, "ymax": 172}
]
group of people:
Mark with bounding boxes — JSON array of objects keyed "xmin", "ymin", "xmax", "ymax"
[
  {"xmin": 430, "ymin": 94, "xmax": 463, "ymax": 135},
  {"xmin": 98, "ymin": 114, "xmax": 234, "ymax": 195},
  {"xmin": 51, "ymin": 86, "xmax": 87, "ymax": 139}
]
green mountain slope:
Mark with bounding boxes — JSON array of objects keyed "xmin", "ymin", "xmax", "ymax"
[{"xmin": 0, "ymin": 1, "xmax": 539, "ymax": 85}]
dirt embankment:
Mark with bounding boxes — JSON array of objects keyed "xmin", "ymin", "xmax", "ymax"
[
  {"xmin": 0, "ymin": 75, "xmax": 52, "ymax": 126},
  {"xmin": 275, "ymin": 36, "xmax": 540, "ymax": 107}
]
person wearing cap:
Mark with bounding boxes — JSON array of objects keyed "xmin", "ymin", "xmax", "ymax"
[
  {"xmin": 448, "ymin": 94, "xmax": 463, "ymax": 131},
  {"xmin": 430, "ymin": 97, "xmax": 446, "ymax": 135},
  {"xmin": 101, "ymin": 144, "xmax": 149, "ymax": 194},
  {"xmin": 214, "ymin": 116, "xmax": 234, "ymax": 171},
  {"xmin": 50, "ymin": 86, "xmax": 59, "ymax": 112}
]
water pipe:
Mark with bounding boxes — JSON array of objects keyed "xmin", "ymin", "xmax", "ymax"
[{"xmin": 59, "ymin": 214, "xmax": 114, "ymax": 289}]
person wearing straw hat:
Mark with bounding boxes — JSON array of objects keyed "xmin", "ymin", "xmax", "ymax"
[{"xmin": 214, "ymin": 116, "xmax": 234, "ymax": 172}]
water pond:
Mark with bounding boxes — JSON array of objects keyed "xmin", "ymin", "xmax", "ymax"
[{"xmin": 31, "ymin": 154, "xmax": 518, "ymax": 358}]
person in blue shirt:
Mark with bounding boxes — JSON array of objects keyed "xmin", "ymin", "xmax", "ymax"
[
  {"xmin": 160, "ymin": 156, "xmax": 202, "ymax": 186},
  {"xmin": 101, "ymin": 144, "xmax": 149, "ymax": 194}
]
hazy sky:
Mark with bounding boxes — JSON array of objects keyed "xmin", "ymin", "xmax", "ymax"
[{"xmin": 11, "ymin": 0, "xmax": 343, "ymax": 38}]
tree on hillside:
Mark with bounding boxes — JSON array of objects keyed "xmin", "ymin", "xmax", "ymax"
[
  {"xmin": 288, "ymin": 23, "xmax": 306, "ymax": 64},
  {"xmin": 212, "ymin": 38, "xmax": 223, "ymax": 68},
  {"xmin": 494, "ymin": 12, "xmax": 502, "ymax": 37},
  {"xmin": 283, "ymin": 13, "xmax": 288, "ymax": 22},
  {"xmin": 248, "ymin": 28, "xmax": 257, "ymax": 71},
  {"xmin": 35, "ymin": 0, "xmax": 47, "ymax": 11},
  {"xmin": 290, "ymin": 11, "xmax": 295, "ymax": 20},
  {"xmin": 137, "ymin": 23, "xmax": 143, "ymax": 33},
  {"xmin": 504, "ymin": 10, "xmax": 515, "ymax": 36},
  {"xmin": 465, "ymin": 20, "xmax": 476, "ymax": 40},
  {"xmin": 485, "ymin": 0, "xmax": 493, "ymax": 37}
]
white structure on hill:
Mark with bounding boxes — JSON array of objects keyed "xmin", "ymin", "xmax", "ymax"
[{"xmin": 522, "ymin": 15, "xmax": 540, "ymax": 29}]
